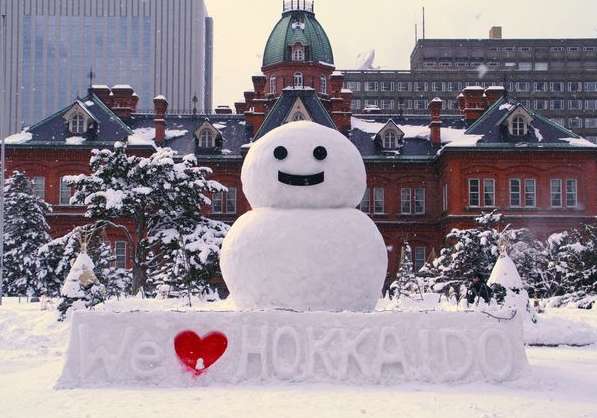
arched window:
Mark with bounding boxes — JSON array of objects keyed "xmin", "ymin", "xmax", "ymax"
[
  {"xmin": 383, "ymin": 130, "xmax": 398, "ymax": 149},
  {"xmin": 70, "ymin": 113, "xmax": 86, "ymax": 134},
  {"xmin": 292, "ymin": 112, "xmax": 305, "ymax": 121},
  {"xmin": 292, "ymin": 45, "xmax": 305, "ymax": 61},
  {"xmin": 320, "ymin": 76, "xmax": 327, "ymax": 95},
  {"xmin": 198, "ymin": 129, "xmax": 215, "ymax": 148},
  {"xmin": 293, "ymin": 72, "xmax": 303, "ymax": 88},
  {"xmin": 512, "ymin": 116, "xmax": 526, "ymax": 136}
]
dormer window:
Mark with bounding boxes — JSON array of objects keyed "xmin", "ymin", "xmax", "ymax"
[
  {"xmin": 198, "ymin": 129, "xmax": 215, "ymax": 148},
  {"xmin": 70, "ymin": 113, "xmax": 86, "ymax": 134},
  {"xmin": 383, "ymin": 130, "xmax": 399, "ymax": 149},
  {"xmin": 504, "ymin": 108, "xmax": 533, "ymax": 138},
  {"xmin": 512, "ymin": 116, "xmax": 526, "ymax": 136},
  {"xmin": 292, "ymin": 44, "xmax": 305, "ymax": 61},
  {"xmin": 294, "ymin": 72, "xmax": 304, "ymax": 88},
  {"xmin": 292, "ymin": 112, "xmax": 306, "ymax": 121}
]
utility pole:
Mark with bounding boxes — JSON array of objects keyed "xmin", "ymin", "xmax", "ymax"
[{"xmin": 0, "ymin": 13, "xmax": 6, "ymax": 306}]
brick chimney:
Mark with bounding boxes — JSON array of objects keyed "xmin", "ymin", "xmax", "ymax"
[
  {"xmin": 462, "ymin": 86, "xmax": 486, "ymax": 123},
  {"xmin": 252, "ymin": 76, "xmax": 267, "ymax": 99},
  {"xmin": 110, "ymin": 85, "xmax": 138, "ymax": 119},
  {"xmin": 484, "ymin": 86, "xmax": 506, "ymax": 107},
  {"xmin": 428, "ymin": 97, "xmax": 443, "ymax": 146},
  {"xmin": 457, "ymin": 93, "xmax": 466, "ymax": 112},
  {"xmin": 90, "ymin": 85, "xmax": 112, "ymax": 107},
  {"xmin": 329, "ymin": 71, "xmax": 344, "ymax": 97},
  {"xmin": 153, "ymin": 95, "xmax": 168, "ymax": 146}
]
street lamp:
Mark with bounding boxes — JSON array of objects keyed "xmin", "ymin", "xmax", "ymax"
[{"xmin": 0, "ymin": 13, "xmax": 6, "ymax": 306}]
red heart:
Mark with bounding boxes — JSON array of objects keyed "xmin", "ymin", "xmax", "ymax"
[{"xmin": 174, "ymin": 330, "xmax": 228, "ymax": 376}]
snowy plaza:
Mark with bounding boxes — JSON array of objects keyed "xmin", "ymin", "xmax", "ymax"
[{"xmin": 2, "ymin": 0, "xmax": 597, "ymax": 417}]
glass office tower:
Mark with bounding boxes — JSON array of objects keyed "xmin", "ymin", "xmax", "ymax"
[{"xmin": 0, "ymin": 0, "xmax": 213, "ymax": 137}]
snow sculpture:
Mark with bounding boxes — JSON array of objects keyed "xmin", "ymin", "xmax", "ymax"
[
  {"xmin": 221, "ymin": 121, "xmax": 388, "ymax": 312},
  {"xmin": 488, "ymin": 250, "xmax": 535, "ymax": 322}
]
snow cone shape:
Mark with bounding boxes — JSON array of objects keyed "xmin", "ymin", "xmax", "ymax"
[
  {"xmin": 220, "ymin": 121, "xmax": 388, "ymax": 312},
  {"xmin": 488, "ymin": 253, "xmax": 535, "ymax": 321}
]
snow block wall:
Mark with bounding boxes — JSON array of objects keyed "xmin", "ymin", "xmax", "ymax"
[{"xmin": 57, "ymin": 310, "xmax": 527, "ymax": 387}]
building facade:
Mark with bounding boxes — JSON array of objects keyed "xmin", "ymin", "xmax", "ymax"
[
  {"xmin": 0, "ymin": 0, "xmax": 213, "ymax": 139},
  {"xmin": 4, "ymin": 2, "xmax": 597, "ymax": 294},
  {"xmin": 344, "ymin": 34, "xmax": 597, "ymax": 141}
]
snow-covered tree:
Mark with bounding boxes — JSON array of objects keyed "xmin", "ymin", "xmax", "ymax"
[
  {"xmin": 542, "ymin": 225, "xmax": 597, "ymax": 306},
  {"xmin": 2, "ymin": 171, "xmax": 51, "ymax": 296},
  {"xmin": 67, "ymin": 144, "xmax": 228, "ymax": 293},
  {"xmin": 389, "ymin": 242, "xmax": 422, "ymax": 300},
  {"xmin": 146, "ymin": 217, "xmax": 228, "ymax": 302},
  {"xmin": 428, "ymin": 211, "xmax": 503, "ymax": 301}
]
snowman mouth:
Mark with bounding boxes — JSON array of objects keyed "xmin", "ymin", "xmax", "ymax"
[{"xmin": 278, "ymin": 171, "xmax": 324, "ymax": 186}]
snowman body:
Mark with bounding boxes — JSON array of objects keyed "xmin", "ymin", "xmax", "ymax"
[{"xmin": 220, "ymin": 121, "xmax": 388, "ymax": 312}]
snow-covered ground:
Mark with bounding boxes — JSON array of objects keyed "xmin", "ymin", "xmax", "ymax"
[{"xmin": 1, "ymin": 298, "xmax": 596, "ymax": 418}]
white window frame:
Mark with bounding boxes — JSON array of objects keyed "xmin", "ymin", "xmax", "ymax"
[
  {"xmin": 59, "ymin": 176, "xmax": 73, "ymax": 206},
  {"xmin": 566, "ymin": 179, "xmax": 578, "ymax": 208},
  {"xmin": 551, "ymin": 179, "xmax": 563, "ymax": 208},
  {"xmin": 291, "ymin": 45, "xmax": 305, "ymax": 62},
  {"xmin": 31, "ymin": 176, "xmax": 45, "ymax": 200},
  {"xmin": 524, "ymin": 179, "xmax": 536, "ymax": 208},
  {"xmin": 320, "ymin": 76, "xmax": 327, "ymax": 95},
  {"xmin": 383, "ymin": 130, "xmax": 398, "ymax": 149},
  {"xmin": 468, "ymin": 179, "xmax": 480, "ymax": 208},
  {"xmin": 512, "ymin": 116, "xmax": 526, "ymax": 136},
  {"xmin": 198, "ymin": 129, "xmax": 215, "ymax": 148},
  {"xmin": 269, "ymin": 77, "xmax": 276, "ymax": 95},
  {"xmin": 212, "ymin": 191, "xmax": 224, "ymax": 214},
  {"xmin": 293, "ymin": 72, "xmax": 303, "ymax": 88},
  {"xmin": 69, "ymin": 113, "xmax": 87, "ymax": 135},
  {"xmin": 226, "ymin": 187, "xmax": 237, "ymax": 214},
  {"xmin": 373, "ymin": 187, "xmax": 385, "ymax": 214},
  {"xmin": 115, "ymin": 241, "xmax": 127, "ymax": 269},
  {"xmin": 483, "ymin": 179, "xmax": 496, "ymax": 207},
  {"xmin": 365, "ymin": 81, "xmax": 378, "ymax": 92},
  {"xmin": 414, "ymin": 187, "xmax": 426, "ymax": 214},
  {"xmin": 510, "ymin": 178, "xmax": 521, "ymax": 208},
  {"xmin": 400, "ymin": 188, "xmax": 411, "ymax": 215}
]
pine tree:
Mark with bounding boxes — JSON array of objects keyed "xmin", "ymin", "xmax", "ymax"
[
  {"xmin": 67, "ymin": 144, "xmax": 228, "ymax": 294},
  {"xmin": 2, "ymin": 171, "xmax": 51, "ymax": 297},
  {"xmin": 428, "ymin": 211, "xmax": 502, "ymax": 301}
]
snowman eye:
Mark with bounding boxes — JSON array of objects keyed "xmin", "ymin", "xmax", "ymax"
[
  {"xmin": 313, "ymin": 146, "xmax": 327, "ymax": 161},
  {"xmin": 274, "ymin": 146, "xmax": 288, "ymax": 160}
]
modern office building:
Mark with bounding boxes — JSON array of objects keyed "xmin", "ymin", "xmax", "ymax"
[
  {"xmin": 343, "ymin": 30, "xmax": 597, "ymax": 141},
  {"xmin": 0, "ymin": 0, "xmax": 213, "ymax": 138}
]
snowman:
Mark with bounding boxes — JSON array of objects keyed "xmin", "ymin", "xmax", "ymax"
[{"xmin": 220, "ymin": 121, "xmax": 388, "ymax": 312}]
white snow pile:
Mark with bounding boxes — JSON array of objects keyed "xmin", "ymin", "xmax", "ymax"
[
  {"xmin": 65, "ymin": 136, "xmax": 86, "ymax": 145},
  {"xmin": 127, "ymin": 127, "xmax": 188, "ymax": 146},
  {"xmin": 5, "ymin": 130, "xmax": 33, "ymax": 144},
  {"xmin": 561, "ymin": 137, "xmax": 597, "ymax": 147}
]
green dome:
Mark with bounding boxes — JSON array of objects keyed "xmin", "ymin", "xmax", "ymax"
[{"xmin": 262, "ymin": 10, "xmax": 334, "ymax": 68}]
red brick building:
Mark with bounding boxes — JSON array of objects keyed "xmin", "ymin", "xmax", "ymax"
[{"xmin": 5, "ymin": 0, "xmax": 597, "ymax": 282}]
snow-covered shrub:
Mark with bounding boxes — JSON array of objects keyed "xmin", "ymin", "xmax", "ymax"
[
  {"xmin": 2, "ymin": 171, "xmax": 51, "ymax": 297},
  {"xmin": 389, "ymin": 242, "xmax": 423, "ymax": 301}
]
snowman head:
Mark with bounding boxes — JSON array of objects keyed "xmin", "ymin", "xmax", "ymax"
[{"xmin": 241, "ymin": 121, "xmax": 366, "ymax": 209}]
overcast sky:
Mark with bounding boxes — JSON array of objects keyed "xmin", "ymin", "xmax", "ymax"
[{"xmin": 206, "ymin": 0, "xmax": 597, "ymax": 108}]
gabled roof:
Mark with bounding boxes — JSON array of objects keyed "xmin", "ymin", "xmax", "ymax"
[
  {"xmin": 254, "ymin": 88, "xmax": 336, "ymax": 139},
  {"xmin": 13, "ymin": 93, "xmax": 136, "ymax": 148},
  {"xmin": 373, "ymin": 119, "xmax": 405, "ymax": 141},
  {"xmin": 461, "ymin": 96, "xmax": 592, "ymax": 148}
]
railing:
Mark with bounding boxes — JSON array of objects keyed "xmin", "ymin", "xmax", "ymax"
[{"xmin": 283, "ymin": 0, "xmax": 314, "ymax": 13}]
